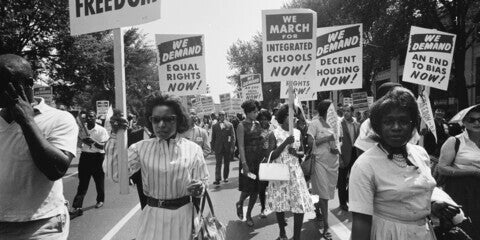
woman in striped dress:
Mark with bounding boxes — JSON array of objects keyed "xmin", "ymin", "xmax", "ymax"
[{"xmin": 109, "ymin": 94, "xmax": 209, "ymax": 240}]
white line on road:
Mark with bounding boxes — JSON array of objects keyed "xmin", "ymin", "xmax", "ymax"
[
  {"xmin": 63, "ymin": 171, "xmax": 78, "ymax": 178},
  {"xmin": 101, "ymin": 203, "xmax": 141, "ymax": 240},
  {"xmin": 328, "ymin": 210, "xmax": 351, "ymax": 240}
]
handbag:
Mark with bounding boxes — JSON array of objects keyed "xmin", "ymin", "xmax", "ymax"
[
  {"xmin": 259, "ymin": 151, "xmax": 290, "ymax": 181},
  {"xmin": 301, "ymin": 154, "xmax": 315, "ymax": 181},
  {"xmin": 192, "ymin": 191, "xmax": 226, "ymax": 240}
]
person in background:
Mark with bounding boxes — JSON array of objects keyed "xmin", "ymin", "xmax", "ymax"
[
  {"xmin": 230, "ymin": 114, "xmax": 241, "ymax": 159},
  {"xmin": 211, "ymin": 111, "xmax": 235, "ymax": 185},
  {"xmin": 266, "ymin": 104, "xmax": 313, "ymax": 240},
  {"xmin": 236, "ymin": 100, "xmax": 262, "ymax": 227},
  {"xmin": 337, "ymin": 103, "xmax": 344, "ymax": 118},
  {"xmin": 307, "ymin": 100, "xmax": 340, "ymax": 240},
  {"xmin": 422, "ymin": 108, "xmax": 449, "ymax": 158},
  {"xmin": 179, "ymin": 115, "xmax": 211, "ymax": 158},
  {"xmin": 337, "ymin": 104, "xmax": 360, "ymax": 211},
  {"xmin": 437, "ymin": 105, "xmax": 480, "ymax": 239},
  {"xmin": 349, "ymin": 87, "xmax": 458, "ymax": 240},
  {"xmin": 70, "ymin": 110, "xmax": 109, "ymax": 217},
  {"xmin": 257, "ymin": 109, "xmax": 275, "ymax": 219},
  {"xmin": 106, "ymin": 93, "xmax": 209, "ymax": 240},
  {"xmin": 0, "ymin": 54, "xmax": 78, "ymax": 240},
  {"xmin": 271, "ymin": 107, "xmax": 280, "ymax": 129}
]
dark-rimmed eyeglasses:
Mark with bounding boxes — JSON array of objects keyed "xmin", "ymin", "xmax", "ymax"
[{"xmin": 149, "ymin": 115, "xmax": 177, "ymax": 124}]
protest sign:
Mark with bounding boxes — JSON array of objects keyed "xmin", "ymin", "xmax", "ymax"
[
  {"xmin": 262, "ymin": 9, "xmax": 317, "ymax": 83},
  {"xmin": 231, "ymin": 98, "xmax": 243, "ymax": 115},
  {"xmin": 316, "ymin": 24, "xmax": 363, "ymax": 91},
  {"xmin": 96, "ymin": 100, "xmax": 110, "ymax": 118},
  {"xmin": 343, "ymin": 97, "xmax": 353, "ymax": 106},
  {"xmin": 241, "ymin": 74, "xmax": 263, "ymax": 101},
  {"xmin": 417, "ymin": 93, "xmax": 437, "ymax": 142},
  {"xmin": 200, "ymin": 95, "xmax": 215, "ymax": 115},
  {"xmin": 279, "ymin": 80, "xmax": 317, "ymax": 100},
  {"xmin": 367, "ymin": 96, "xmax": 374, "ymax": 107},
  {"xmin": 33, "ymin": 86, "xmax": 54, "ymax": 105},
  {"xmin": 156, "ymin": 35, "xmax": 207, "ymax": 96},
  {"xmin": 69, "ymin": 0, "xmax": 161, "ymax": 35},
  {"xmin": 219, "ymin": 93, "xmax": 232, "ymax": 112},
  {"xmin": 326, "ymin": 102, "xmax": 341, "ymax": 152},
  {"xmin": 403, "ymin": 26, "xmax": 456, "ymax": 91},
  {"xmin": 351, "ymin": 92, "xmax": 369, "ymax": 111},
  {"xmin": 190, "ymin": 96, "xmax": 202, "ymax": 115}
]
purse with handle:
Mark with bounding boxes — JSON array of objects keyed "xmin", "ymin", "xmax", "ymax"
[
  {"xmin": 192, "ymin": 191, "xmax": 226, "ymax": 240},
  {"xmin": 258, "ymin": 151, "xmax": 290, "ymax": 181}
]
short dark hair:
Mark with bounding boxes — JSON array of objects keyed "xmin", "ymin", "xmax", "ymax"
[
  {"xmin": 241, "ymin": 100, "xmax": 260, "ymax": 114},
  {"xmin": 144, "ymin": 93, "xmax": 189, "ymax": 134},
  {"xmin": 377, "ymin": 82, "xmax": 402, "ymax": 100},
  {"xmin": 275, "ymin": 104, "xmax": 289, "ymax": 124},
  {"xmin": 344, "ymin": 104, "xmax": 354, "ymax": 112},
  {"xmin": 370, "ymin": 87, "xmax": 419, "ymax": 137},
  {"xmin": 316, "ymin": 100, "xmax": 332, "ymax": 119},
  {"xmin": 257, "ymin": 109, "xmax": 272, "ymax": 121}
]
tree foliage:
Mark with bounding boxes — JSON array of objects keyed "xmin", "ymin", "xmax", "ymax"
[
  {"xmin": 287, "ymin": 0, "xmax": 480, "ymax": 108},
  {"xmin": 0, "ymin": 0, "xmax": 159, "ymax": 124},
  {"xmin": 227, "ymin": 33, "xmax": 281, "ymax": 109}
]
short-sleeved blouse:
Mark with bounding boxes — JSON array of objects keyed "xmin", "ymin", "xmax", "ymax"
[
  {"xmin": 453, "ymin": 131, "xmax": 480, "ymax": 171},
  {"xmin": 349, "ymin": 143, "xmax": 436, "ymax": 222}
]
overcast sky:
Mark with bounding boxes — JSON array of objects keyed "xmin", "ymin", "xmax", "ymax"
[{"xmin": 138, "ymin": 0, "xmax": 287, "ymax": 102}]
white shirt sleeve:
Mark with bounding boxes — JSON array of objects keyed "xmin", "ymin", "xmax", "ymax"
[{"xmin": 47, "ymin": 112, "xmax": 79, "ymax": 157}]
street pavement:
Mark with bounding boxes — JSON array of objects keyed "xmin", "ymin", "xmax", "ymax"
[{"xmin": 63, "ymin": 154, "xmax": 352, "ymax": 240}]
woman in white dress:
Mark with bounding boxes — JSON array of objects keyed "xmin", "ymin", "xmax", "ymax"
[
  {"xmin": 266, "ymin": 104, "xmax": 314, "ymax": 240},
  {"xmin": 349, "ymin": 87, "xmax": 459, "ymax": 240},
  {"xmin": 307, "ymin": 100, "xmax": 339, "ymax": 240},
  {"xmin": 111, "ymin": 94, "xmax": 209, "ymax": 240}
]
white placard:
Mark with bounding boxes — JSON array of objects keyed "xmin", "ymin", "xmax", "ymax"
[
  {"xmin": 96, "ymin": 100, "xmax": 110, "ymax": 118},
  {"xmin": 219, "ymin": 93, "xmax": 232, "ymax": 112},
  {"xmin": 33, "ymin": 86, "xmax": 54, "ymax": 106},
  {"xmin": 241, "ymin": 74, "xmax": 263, "ymax": 101},
  {"xmin": 262, "ymin": 9, "xmax": 317, "ymax": 83},
  {"xmin": 403, "ymin": 26, "xmax": 456, "ymax": 91},
  {"xmin": 200, "ymin": 95, "xmax": 214, "ymax": 115},
  {"xmin": 69, "ymin": 0, "xmax": 161, "ymax": 35},
  {"xmin": 156, "ymin": 35, "xmax": 207, "ymax": 96},
  {"xmin": 316, "ymin": 24, "xmax": 363, "ymax": 91}
]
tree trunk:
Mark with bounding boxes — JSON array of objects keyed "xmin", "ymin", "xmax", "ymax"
[{"xmin": 453, "ymin": 0, "xmax": 469, "ymax": 110}]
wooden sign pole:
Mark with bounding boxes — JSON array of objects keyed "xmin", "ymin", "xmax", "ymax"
[
  {"xmin": 288, "ymin": 83, "xmax": 294, "ymax": 135},
  {"xmin": 113, "ymin": 28, "xmax": 129, "ymax": 194}
]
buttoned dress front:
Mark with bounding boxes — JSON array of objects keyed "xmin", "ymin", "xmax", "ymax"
[
  {"xmin": 127, "ymin": 136, "xmax": 209, "ymax": 240},
  {"xmin": 349, "ymin": 143, "xmax": 436, "ymax": 240}
]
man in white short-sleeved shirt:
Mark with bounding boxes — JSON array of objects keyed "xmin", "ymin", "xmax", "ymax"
[
  {"xmin": 70, "ymin": 110, "xmax": 109, "ymax": 217},
  {"xmin": 0, "ymin": 54, "xmax": 78, "ymax": 240}
]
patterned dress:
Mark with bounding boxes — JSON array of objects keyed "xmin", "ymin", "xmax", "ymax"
[{"xmin": 266, "ymin": 128, "xmax": 314, "ymax": 213}]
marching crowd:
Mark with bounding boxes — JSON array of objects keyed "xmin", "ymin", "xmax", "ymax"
[{"xmin": 1, "ymin": 53, "xmax": 480, "ymax": 240}]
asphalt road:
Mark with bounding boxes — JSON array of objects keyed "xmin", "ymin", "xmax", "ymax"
[{"xmin": 63, "ymin": 155, "xmax": 352, "ymax": 240}]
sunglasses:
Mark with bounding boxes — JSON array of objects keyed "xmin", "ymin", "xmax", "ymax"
[
  {"xmin": 465, "ymin": 117, "xmax": 480, "ymax": 124},
  {"xmin": 149, "ymin": 115, "xmax": 177, "ymax": 124}
]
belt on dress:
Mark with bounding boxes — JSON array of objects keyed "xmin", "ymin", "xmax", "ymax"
[
  {"xmin": 146, "ymin": 196, "xmax": 191, "ymax": 210},
  {"xmin": 375, "ymin": 214, "xmax": 428, "ymax": 226}
]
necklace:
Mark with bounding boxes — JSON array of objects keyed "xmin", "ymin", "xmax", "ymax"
[{"xmin": 391, "ymin": 154, "xmax": 408, "ymax": 168}]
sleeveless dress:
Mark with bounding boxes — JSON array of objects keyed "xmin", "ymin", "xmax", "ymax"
[
  {"xmin": 238, "ymin": 120, "xmax": 263, "ymax": 193},
  {"xmin": 308, "ymin": 118, "xmax": 339, "ymax": 200},
  {"xmin": 266, "ymin": 128, "xmax": 314, "ymax": 213}
]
